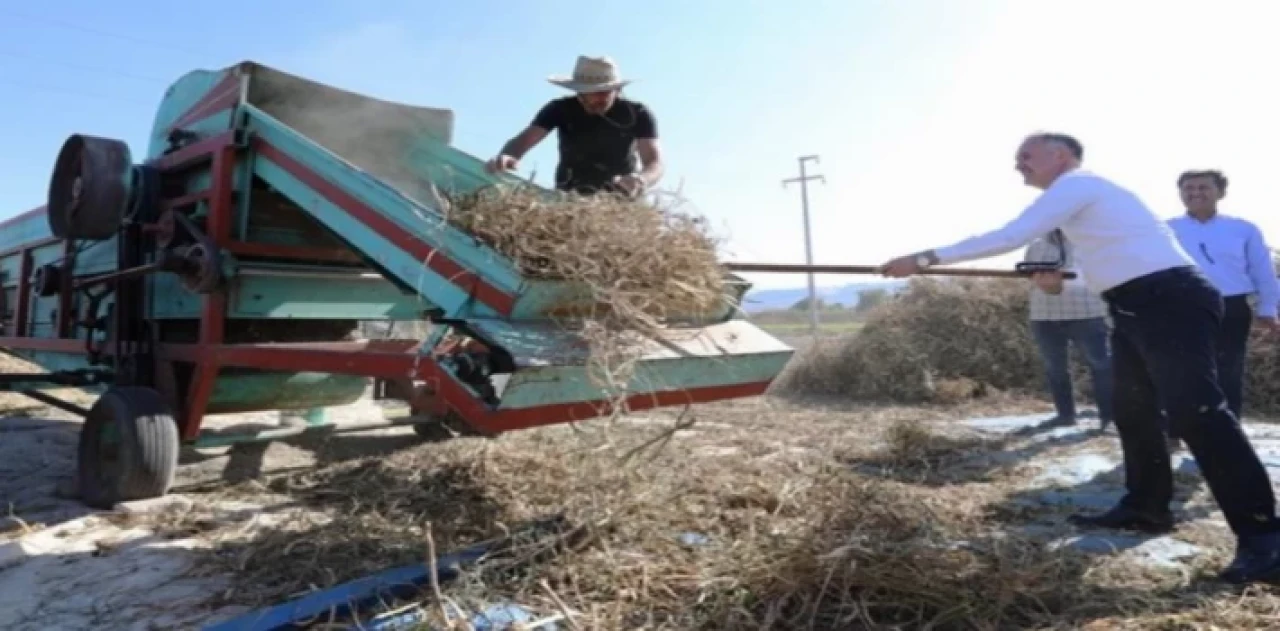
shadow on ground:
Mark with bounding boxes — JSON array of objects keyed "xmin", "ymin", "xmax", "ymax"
[
  {"xmin": 2, "ymin": 405, "xmax": 461, "ymax": 536},
  {"xmin": 0, "ymin": 415, "xmax": 97, "ymax": 534},
  {"xmin": 840, "ymin": 417, "xmax": 1101, "ymax": 487},
  {"xmin": 174, "ymin": 427, "xmax": 445, "ymax": 489}
]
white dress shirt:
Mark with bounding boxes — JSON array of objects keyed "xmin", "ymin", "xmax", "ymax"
[
  {"xmin": 933, "ymin": 169, "xmax": 1196, "ymax": 294},
  {"xmin": 1167, "ymin": 213, "xmax": 1280, "ymax": 318}
]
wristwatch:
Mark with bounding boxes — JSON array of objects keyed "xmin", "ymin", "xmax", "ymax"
[{"xmin": 915, "ymin": 250, "xmax": 939, "ymax": 268}]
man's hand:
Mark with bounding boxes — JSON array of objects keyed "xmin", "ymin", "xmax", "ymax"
[
  {"xmin": 1031, "ymin": 271, "xmax": 1066, "ymax": 295},
  {"xmin": 612, "ymin": 173, "xmax": 647, "ymax": 198},
  {"xmin": 485, "ymin": 154, "xmax": 518, "ymax": 174},
  {"xmin": 879, "ymin": 254, "xmax": 924, "ymax": 278}
]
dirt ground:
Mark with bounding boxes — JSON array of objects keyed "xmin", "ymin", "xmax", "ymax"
[{"xmin": 5, "ymin": 343, "xmax": 1280, "ymax": 628}]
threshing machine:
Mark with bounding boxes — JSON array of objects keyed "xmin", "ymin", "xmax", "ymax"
[{"xmin": 0, "ymin": 61, "xmax": 793, "ymax": 509}]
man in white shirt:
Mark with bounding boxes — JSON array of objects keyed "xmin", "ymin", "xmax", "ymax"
[
  {"xmin": 1021, "ymin": 230, "xmax": 1113, "ymax": 432},
  {"xmin": 878, "ymin": 132, "xmax": 1280, "ymax": 585},
  {"xmin": 1166, "ymin": 170, "xmax": 1279, "ymax": 426}
]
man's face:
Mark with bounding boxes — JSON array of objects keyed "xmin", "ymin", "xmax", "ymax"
[
  {"xmin": 1014, "ymin": 138, "xmax": 1070, "ymax": 189},
  {"xmin": 1179, "ymin": 176, "xmax": 1223, "ymax": 214},
  {"xmin": 577, "ymin": 89, "xmax": 618, "ymax": 115}
]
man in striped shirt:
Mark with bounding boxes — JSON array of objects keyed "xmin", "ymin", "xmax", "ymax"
[{"xmin": 1022, "ymin": 230, "xmax": 1114, "ymax": 432}]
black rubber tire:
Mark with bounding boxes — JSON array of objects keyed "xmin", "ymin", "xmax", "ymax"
[{"xmin": 77, "ymin": 386, "xmax": 180, "ymax": 510}]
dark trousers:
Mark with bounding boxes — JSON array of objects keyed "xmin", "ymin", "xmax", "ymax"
[
  {"xmin": 1030, "ymin": 317, "xmax": 1114, "ymax": 422},
  {"xmin": 1103, "ymin": 266, "xmax": 1280, "ymax": 538},
  {"xmin": 1164, "ymin": 294, "xmax": 1253, "ymax": 439},
  {"xmin": 1218, "ymin": 295, "xmax": 1254, "ymax": 419}
]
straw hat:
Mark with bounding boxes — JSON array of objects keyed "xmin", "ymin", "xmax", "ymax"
[{"xmin": 548, "ymin": 55, "xmax": 631, "ymax": 93}]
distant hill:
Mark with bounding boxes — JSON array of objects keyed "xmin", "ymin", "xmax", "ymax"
[{"xmin": 740, "ymin": 280, "xmax": 908, "ymax": 313}]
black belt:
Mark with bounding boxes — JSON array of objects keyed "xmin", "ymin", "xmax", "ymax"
[{"xmin": 1101, "ymin": 265, "xmax": 1198, "ymax": 303}]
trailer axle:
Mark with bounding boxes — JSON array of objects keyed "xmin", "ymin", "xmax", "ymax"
[{"xmin": 0, "ymin": 368, "xmax": 111, "ymax": 390}]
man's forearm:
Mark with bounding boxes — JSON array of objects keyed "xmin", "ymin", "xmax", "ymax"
[
  {"xmin": 1246, "ymin": 233, "xmax": 1280, "ymax": 318},
  {"xmin": 1253, "ymin": 277, "xmax": 1280, "ymax": 318},
  {"xmin": 1250, "ymin": 267, "xmax": 1279, "ymax": 318},
  {"xmin": 499, "ymin": 137, "xmax": 527, "ymax": 159},
  {"xmin": 638, "ymin": 160, "xmax": 664, "ymax": 186}
]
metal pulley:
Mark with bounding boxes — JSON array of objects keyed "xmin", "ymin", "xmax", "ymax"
[
  {"xmin": 30, "ymin": 263, "xmax": 65, "ymax": 298},
  {"xmin": 179, "ymin": 242, "xmax": 223, "ymax": 294},
  {"xmin": 46, "ymin": 134, "xmax": 135, "ymax": 241},
  {"xmin": 155, "ymin": 242, "xmax": 224, "ymax": 294}
]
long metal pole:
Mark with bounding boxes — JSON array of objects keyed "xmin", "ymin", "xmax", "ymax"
[
  {"xmin": 783, "ymin": 155, "xmax": 825, "ymax": 338},
  {"xmin": 723, "ymin": 262, "xmax": 1078, "ymax": 279}
]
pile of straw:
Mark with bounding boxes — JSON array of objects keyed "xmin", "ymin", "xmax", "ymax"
[
  {"xmin": 158, "ymin": 404, "xmax": 1271, "ymax": 629},
  {"xmin": 775, "ymin": 275, "xmax": 1280, "ymax": 415},
  {"xmin": 1244, "ymin": 330, "xmax": 1280, "ymax": 413},
  {"xmin": 442, "ymin": 184, "xmax": 728, "ymax": 321},
  {"xmin": 436, "ymin": 183, "xmax": 732, "ymax": 402},
  {"xmin": 772, "ymin": 277, "xmax": 1047, "ymax": 404}
]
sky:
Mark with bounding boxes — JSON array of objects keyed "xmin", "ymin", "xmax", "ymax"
[{"xmin": 2, "ymin": 2, "xmax": 1279, "ymax": 291}]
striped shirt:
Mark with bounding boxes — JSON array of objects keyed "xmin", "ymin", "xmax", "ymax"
[{"xmin": 1023, "ymin": 230, "xmax": 1108, "ymax": 321}]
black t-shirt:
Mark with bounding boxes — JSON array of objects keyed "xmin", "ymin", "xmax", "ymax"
[{"xmin": 531, "ymin": 96, "xmax": 658, "ymax": 194}]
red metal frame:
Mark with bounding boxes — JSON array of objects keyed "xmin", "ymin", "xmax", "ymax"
[
  {"xmin": 0, "ymin": 76, "xmax": 774, "ymax": 443},
  {"xmin": 252, "ymin": 140, "xmax": 516, "ymax": 315}
]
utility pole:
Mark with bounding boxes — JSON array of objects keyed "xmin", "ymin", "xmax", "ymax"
[{"xmin": 783, "ymin": 155, "xmax": 825, "ymax": 339}]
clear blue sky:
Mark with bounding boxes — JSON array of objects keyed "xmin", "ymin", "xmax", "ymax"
[{"xmin": 3, "ymin": 2, "xmax": 1278, "ymax": 290}]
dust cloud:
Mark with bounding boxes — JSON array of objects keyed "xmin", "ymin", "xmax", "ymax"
[{"xmin": 247, "ymin": 67, "xmax": 456, "ymax": 211}]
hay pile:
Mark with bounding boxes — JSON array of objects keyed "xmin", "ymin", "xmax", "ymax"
[
  {"xmin": 1244, "ymin": 327, "xmax": 1280, "ymax": 413},
  {"xmin": 773, "ymin": 277, "xmax": 1045, "ymax": 404},
  {"xmin": 437, "ymin": 183, "xmax": 731, "ymax": 400},
  {"xmin": 775, "ymin": 276, "xmax": 1280, "ymax": 414},
  {"xmin": 156, "ymin": 405, "xmax": 1275, "ymax": 630},
  {"xmin": 442, "ymin": 184, "xmax": 727, "ymax": 320}
]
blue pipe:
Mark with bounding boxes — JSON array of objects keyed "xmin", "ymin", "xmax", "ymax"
[{"xmin": 200, "ymin": 541, "xmax": 494, "ymax": 631}]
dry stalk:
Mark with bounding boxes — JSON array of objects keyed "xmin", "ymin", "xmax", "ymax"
[
  {"xmin": 772, "ymin": 274, "xmax": 1280, "ymax": 418},
  {"xmin": 773, "ymin": 277, "xmax": 1071, "ymax": 405},
  {"xmin": 436, "ymin": 181, "xmax": 732, "ymax": 457},
  {"xmin": 151, "ymin": 398, "xmax": 1280, "ymax": 630}
]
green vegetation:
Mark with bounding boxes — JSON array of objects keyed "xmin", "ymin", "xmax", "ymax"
[{"xmin": 748, "ymin": 287, "xmax": 890, "ymax": 337}]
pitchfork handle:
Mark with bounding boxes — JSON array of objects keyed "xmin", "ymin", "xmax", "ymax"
[{"xmin": 724, "ymin": 262, "xmax": 1078, "ymax": 280}]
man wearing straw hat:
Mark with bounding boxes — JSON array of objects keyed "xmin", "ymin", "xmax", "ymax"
[
  {"xmin": 485, "ymin": 55, "xmax": 665, "ymax": 198},
  {"xmin": 878, "ymin": 132, "xmax": 1280, "ymax": 585}
]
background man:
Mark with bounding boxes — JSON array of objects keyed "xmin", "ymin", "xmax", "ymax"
[
  {"xmin": 1023, "ymin": 229, "xmax": 1114, "ymax": 432},
  {"xmin": 485, "ymin": 55, "xmax": 664, "ymax": 198},
  {"xmin": 878, "ymin": 132, "xmax": 1280, "ymax": 585},
  {"xmin": 1167, "ymin": 169, "xmax": 1279, "ymax": 426}
]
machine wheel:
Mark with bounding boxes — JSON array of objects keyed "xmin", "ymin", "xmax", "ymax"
[
  {"xmin": 47, "ymin": 134, "xmax": 133, "ymax": 241},
  {"xmin": 77, "ymin": 386, "xmax": 180, "ymax": 509}
]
